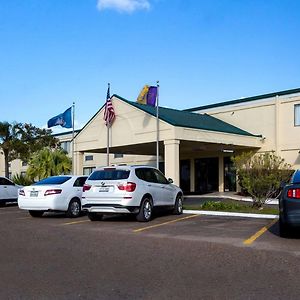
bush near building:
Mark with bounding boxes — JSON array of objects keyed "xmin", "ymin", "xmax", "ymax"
[{"xmin": 232, "ymin": 152, "xmax": 293, "ymax": 208}]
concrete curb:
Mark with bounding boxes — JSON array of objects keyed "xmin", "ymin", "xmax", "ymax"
[{"xmin": 183, "ymin": 209, "xmax": 278, "ymax": 219}]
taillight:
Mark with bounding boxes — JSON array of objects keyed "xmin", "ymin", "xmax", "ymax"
[
  {"xmin": 83, "ymin": 184, "xmax": 92, "ymax": 192},
  {"xmin": 19, "ymin": 189, "xmax": 25, "ymax": 196},
  {"xmin": 287, "ymin": 188, "xmax": 300, "ymax": 199},
  {"xmin": 44, "ymin": 189, "xmax": 62, "ymax": 196},
  {"xmin": 117, "ymin": 182, "xmax": 136, "ymax": 192}
]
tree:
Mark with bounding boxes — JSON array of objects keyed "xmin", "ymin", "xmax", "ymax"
[
  {"xmin": 27, "ymin": 148, "xmax": 71, "ymax": 181},
  {"xmin": 0, "ymin": 122, "xmax": 59, "ymax": 178},
  {"xmin": 232, "ymin": 151, "xmax": 293, "ymax": 208}
]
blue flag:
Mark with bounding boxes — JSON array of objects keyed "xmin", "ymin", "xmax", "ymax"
[{"xmin": 47, "ymin": 107, "xmax": 72, "ymax": 128}]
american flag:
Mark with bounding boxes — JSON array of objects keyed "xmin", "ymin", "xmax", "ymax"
[{"xmin": 103, "ymin": 84, "xmax": 115, "ymax": 127}]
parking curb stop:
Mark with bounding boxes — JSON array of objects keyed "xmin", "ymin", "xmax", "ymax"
[{"xmin": 183, "ymin": 210, "xmax": 278, "ymax": 219}]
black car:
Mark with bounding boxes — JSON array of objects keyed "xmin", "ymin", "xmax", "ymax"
[{"xmin": 279, "ymin": 170, "xmax": 300, "ymax": 237}]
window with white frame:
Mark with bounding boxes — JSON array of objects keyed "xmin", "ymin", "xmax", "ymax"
[
  {"xmin": 83, "ymin": 167, "xmax": 96, "ymax": 175},
  {"xmin": 295, "ymin": 104, "xmax": 300, "ymax": 126}
]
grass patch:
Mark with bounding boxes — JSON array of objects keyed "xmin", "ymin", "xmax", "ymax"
[{"xmin": 183, "ymin": 200, "xmax": 278, "ymax": 215}]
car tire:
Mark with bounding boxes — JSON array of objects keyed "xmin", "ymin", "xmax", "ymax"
[
  {"xmin": 279, "ymin": 217, "xmax": 289, "ymax": 238},
  {"xmin": 29, "ymin": 210, "xmax": 44, "ymax": 218},
  {"xmin": 136, "ymin": 197, "xmax": 153, "ymax": 222},
  {"xmin": 87, "ymin": 212, "xmax": 103, "ymax": 221},
  {"xmin": 67, "ymin": 198, "xmax": 81, "ymax": 218},
  {"xmin": 173, "ymin": 194, "xmax": 183, "ymax": 215}
]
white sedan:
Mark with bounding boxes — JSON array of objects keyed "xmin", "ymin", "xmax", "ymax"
[
  {"xmin": 0, "ymin": 177, "xmax": 21, "ymax": 206},
  {"xmin": 18, "ymin": 175, "xmax": 87, "ymax": 218}
]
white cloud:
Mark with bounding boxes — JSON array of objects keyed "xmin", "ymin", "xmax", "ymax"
[{"xmin": 97, "ymin": 0, "xmax": 150, "ymax": 13}]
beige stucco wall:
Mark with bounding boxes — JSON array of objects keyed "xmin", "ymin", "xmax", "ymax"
[
  {"xmin": 75, "ymin": 97, "xmax": 173, "ymax": 152},
  {"xmin": 197, "ymin": 94, "xmax": 300, "ymax": 169}
]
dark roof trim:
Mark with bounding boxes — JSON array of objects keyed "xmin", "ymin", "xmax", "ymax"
[
  {"xmin": 114, "ymin": 94, "xmax": 261, "ymax": 138},
  {"xmin": 185, "ymin": 87, "xmax": 300, "ymax": 112}
]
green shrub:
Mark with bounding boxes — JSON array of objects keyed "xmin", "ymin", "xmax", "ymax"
[
  {"xmin": 232, "ymin": 151, "xmax": 293, "ymax": 208},
  {"xmin": 11, "ymin": 173, "xmax": 33, "ymax": 186}
]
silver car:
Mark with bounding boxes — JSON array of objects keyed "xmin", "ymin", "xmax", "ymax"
[
  {"xmin": 82, "ymin": 165, "xmax": 183, "ymax": 222},
  {"xmin": 0, "ymin": 177, "xmax": 21, "ymax": 206}
]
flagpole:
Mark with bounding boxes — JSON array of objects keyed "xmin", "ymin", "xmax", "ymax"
[
  {"xmin": 106, "ymin": 83, "xmax": 110, "ymax": 166},
  {"xmin": 156, "ymin": 81, "xmax": 159, "ymax": 170},
  {"xmin": 72, "ymin": 101, "xmax": 75, "ymax": 174}
]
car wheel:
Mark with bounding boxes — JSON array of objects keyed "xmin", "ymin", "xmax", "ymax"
[
  {"xmin": 136, "ymin": 197, "xmax": 153, "ymax": 222},
  {"xmin": 0, "ymin": 201, "xmax": 5, "ymax": 207},
  {"xmin": 67, "ymin": 199, "xmax": 81, "ymax": 218},
  {"xmin": 87, "ymin": 212, "xmax": 103, "ymax": 221},
  {"xmin": 279, "ymin": 217, "xmax": 289, "ymax": 238},
  {"xmin": 173, "ymin": 194, "xmax": 183, "ymax": 215},
  {"xmin": 29, "ymin": 210, "xmax": 44, "ymax": 218}
]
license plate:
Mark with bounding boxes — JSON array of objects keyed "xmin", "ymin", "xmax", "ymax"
[
  {"xmin": 99, "ymin": 187, "xmax": 109, "ymax": 192},
  {"xmin": 30, "ymin": 191, "xmax": 39, "ymax": 197}
]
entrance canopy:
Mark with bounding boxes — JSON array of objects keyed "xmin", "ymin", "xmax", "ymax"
[{"xmin": 74, "ymin": 94, "xmax": 262, "ymax": 156}]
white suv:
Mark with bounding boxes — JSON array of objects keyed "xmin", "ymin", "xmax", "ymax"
[{"xmin": 82, "ymin": 165, "xmax": 183, "ymax": 222}]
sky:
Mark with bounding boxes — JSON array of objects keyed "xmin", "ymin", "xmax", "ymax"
[{"xmin": 1, "ymin": 0, "xmax": 300, "ymax": 133}]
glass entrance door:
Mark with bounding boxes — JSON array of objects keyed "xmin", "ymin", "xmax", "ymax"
[
  {"xmin": 224, "ymin": 157, "xmax": 236, "ymax": 192},
  {"xmin": 180, "ymin": 160, "xmax": 190, "ymax": 193},
  {"xmin": 194, "ymin": 158, "xmax": 219, "ymax": 194}
]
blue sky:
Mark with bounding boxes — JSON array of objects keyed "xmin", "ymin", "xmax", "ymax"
[{"xmin": 1, "ymin": 0, "xmax": 300, "ymax": 133}]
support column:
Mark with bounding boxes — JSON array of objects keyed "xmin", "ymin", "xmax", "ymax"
[
  {"xmin": 74, "ymin": 151, "xmax": 84, "ymax": 175},
  {"xmin": 164, "ymin": 139, "xmax": 180, "ymax": 186},
  {"xmin": 218, "ymin": 155, "xmax": 224, "ymax": 192}
]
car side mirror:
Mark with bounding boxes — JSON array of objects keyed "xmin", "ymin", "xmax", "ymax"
[{"xmin": 168, "ymin": 178, "xmax": 173, "ymax": 184}]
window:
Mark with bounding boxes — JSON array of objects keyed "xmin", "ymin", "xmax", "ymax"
[
  {"xmin": 89, "ymin": 169, "xmax": 130, "ymax": 180},
  {"xmin": 34, "ymin": 176, "xmax": 71, "ymax": 185},
  {"xmin": 22, "ymin": 162, "xmax": 27, "ymax": 167},
  {"xmin": 295, "ymin": 104, "xmax": 300, "ymax": 126},
  {"xmin": 83, "ymin": 167, "xmax": 96, "ymax": 175},
  {"xmin": 85, "ymin": 155, "xmax": 93, "ymax": 161},
  {"xmin": 60, "ymin": 141, "xmax": 71, "ymax": 153},
  {"xmin": 114, "ymin": 154, "xmax": 124, "ymax": 159},
  {"xmin": 73, "ymin": 177, "xmax": 88, "ymax": 187},
  {"xmin": 0, "ymin": 177, "xmax": 15, "ymax": 185},
  {"xmin": 153, "ymin": 169, "xmax": 169, "ymax": 184},
  {"xmin": 135, "ymin": 168, "xmax": 157, "ymax": 183}
]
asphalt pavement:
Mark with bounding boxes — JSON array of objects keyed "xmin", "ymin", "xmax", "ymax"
[{"xmin": 1, "ymin": 205, "xmax": 300, "ymax": 299}]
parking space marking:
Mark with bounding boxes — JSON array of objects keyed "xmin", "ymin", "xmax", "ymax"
[
  {"xmin": 243, "ymin": 219, "xmax": 278, "ymax": 245},
  {"xmin": 133, "ymin": 214, "xmax": 198, "ymax": 233},
  {"xmin": 61, "ymin": 220, "xmax": 90, "ymax": 226}
]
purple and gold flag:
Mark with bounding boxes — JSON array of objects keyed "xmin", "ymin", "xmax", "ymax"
[{"xmin": 137, "ymin": 85, "xmax": 157, "ymax": 107}]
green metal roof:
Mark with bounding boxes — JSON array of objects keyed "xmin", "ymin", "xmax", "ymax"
[
  {"xmin": 185, "ymin": 87, "xmax": 300, "ymax": 112},
  {"xmin": 115, "ymin": 95, "xmax": 260, "ymax": 137}
]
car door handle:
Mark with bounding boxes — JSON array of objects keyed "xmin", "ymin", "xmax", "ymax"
[{"xmin": 3, "ymin": 186, "xmax": 7, "ymax": 188}]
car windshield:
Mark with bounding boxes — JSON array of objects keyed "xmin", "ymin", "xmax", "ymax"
[
  {"xmin": 89, "ymin": 169, "xmax": 130, "ymax": 180},
  {"xmin": 34, "ymin": 176, "xmax": 72, "ymax": 185}
]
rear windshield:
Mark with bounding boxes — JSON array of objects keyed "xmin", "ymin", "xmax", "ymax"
[
  {"xmin": 89, "ymin": 169, "xmax": 130, "ymax": 180},
  {"xmin": 291, "ymin": 171, "xmax": 300, "ymax": 184},
  {"xmin": 34, "ymin": 176, "xmax": 72, "ymax": 185}
]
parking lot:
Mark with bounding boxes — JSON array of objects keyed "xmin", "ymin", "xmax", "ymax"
[{"xmin": 2, "ymin": 204, "xmax": 300, "ymax": 299}]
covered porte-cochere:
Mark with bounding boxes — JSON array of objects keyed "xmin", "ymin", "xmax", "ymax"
[{"xmin": 74, "ymin": 95, "xmax": 262, "ymax": 194}]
